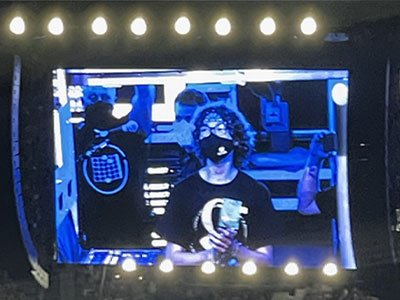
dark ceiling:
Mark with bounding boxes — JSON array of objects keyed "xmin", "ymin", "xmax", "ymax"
[
  {"xmin": 1, "ymin": 1, "xmax": 400, "ymax": 31},
  {"xmin": 0, "ymin": 1, "xmax": 399, "ymax": 70}
]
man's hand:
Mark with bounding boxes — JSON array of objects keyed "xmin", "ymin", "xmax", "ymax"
[
  {"xmin": 208, "ymin": 227, "xmax": 237, "ymax": 253},
  {"xmin": 297, "ymin": 165, "xmax": 322, "ymax": 215},
  {"xmin": 308, "ymin": 132, "xmax": 334, "ymax": 166}
]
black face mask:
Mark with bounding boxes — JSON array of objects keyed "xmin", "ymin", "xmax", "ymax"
[{"xmin": 199, "ymin": 134, "xmax": 234, "ymax": 163}]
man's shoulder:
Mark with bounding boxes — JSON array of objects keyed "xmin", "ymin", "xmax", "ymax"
[
  {"xmin": 237, "ymin": 171, "xmax": 269, "ymax": 192},
  {"xmin": 236, "ymin": 171, "xmax": 273, "ymax": 212}
]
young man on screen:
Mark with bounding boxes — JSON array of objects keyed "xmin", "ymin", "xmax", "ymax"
[{"xmin": 157, "ymin": 103, "xmax": 281, "ymax": 266}]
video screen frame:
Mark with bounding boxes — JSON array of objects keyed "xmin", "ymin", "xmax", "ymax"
[{"xmin": 53, "ymin": 68, "xmax": 355, "ymax": 269}]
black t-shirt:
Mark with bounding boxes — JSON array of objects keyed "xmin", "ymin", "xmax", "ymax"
[{"xmin": 157, "ymin": 171, "xmax": 282, "ymax": 251}]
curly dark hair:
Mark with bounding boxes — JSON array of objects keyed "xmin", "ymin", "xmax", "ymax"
[{"xmin": 191, "ymin": 103, "xmax": 255, "ymax": 168}]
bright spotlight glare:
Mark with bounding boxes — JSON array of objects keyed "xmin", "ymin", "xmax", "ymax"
[
  {"xmin": 301, "ymin": 17, "xmax": 317, "ymax": 35},
  {"xmin": 92, "ymin": 17, "xmax": 108, "ymax": 35},
  {"xmin": 9, "ymin": 16, "xmax": 25, "ymax": 35},
  {"xmin": 112, "ymin": 103, "xmax": 133, "ymax": 119},
  {"xmin": 130, "ymin": 17, "xmax": 147, "ymax": 36},
  {"xmin": 121, "ymin": 257, "xmax": 137, "ymax": 272},
  {"xmin": 159, "ymin": 259, "xmax": 174, "ymax": 273},
  {"xmin": 284, "ymin": 262, "xmax": 300, "ymax": 276},
  {"xmin": 242, "ymin": 260, "xmax": 257, "ymax": 276},
  {"xmin": 175, "ymin": 16, "xmax": 191, "ymax": 35},
  {"xmin": 215, "ymin": 18, "xmax": 231, "ymax": 36},
  {"xmin": 331, "ymin": 82, "xmax": 348, "ymax": 105},
  {"xmin": 201, "ymin": 261, "xmax": 216, "ymax": 274},
  {"xmin": 48, "ymin": 17, "xmax": 64, "ymax": 35},
  {"xmin": 322, "ymin": 262, "xmax": 338, "ymax": 276},
  {"xmin": 260, "ymin": 17, "xmax": 276, "ymax": 35}
]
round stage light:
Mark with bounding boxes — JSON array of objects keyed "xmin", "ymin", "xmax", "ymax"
[
  {"xmin": 300, "ymin": 17, "xmax": 317, "ymax": 35},
  {"xmin": 331, "ymin": 82, "xmax": 348, "ymax": 106},
  {"xmin": 174, "ymin": 16, "xmax": 191, "ymax": 35},
  {"xmin": 121, "ymin": 257, "xmax": 137, "ymax": 272},
  {"xmin": 159, "ymin": 259, "xmax": 174, "ymax": 273},
  {"xmin": 260, "ymin": 17, "xmax": 276, "ymax": 36},
  {"xmin": 215, "ymin": 17, "xmax": 231, "ymax": 36},
  {"xmin": 48, "ymin": 17, "xmax": 64, "ymax": 35},
  {"xmin": 91, "ymin": 17, "xmax": 108, "ymax": 35},
  {"xmin": 322, "ymin": 262, "xmax": 338, "ymax": 277},
  {"xmin": 130, "ymin": 17, "xmax": 147, "ymax": 36},
  {"xmin": 201, "ymin": 261, "xmax": 216, "ymax": 274},
  {"xmin": 242, "ymin": 260, "xmax": 257, "ymax": 276},
  {"xmin": 9, "ymin": 16, "xmax": 25, "ymax": 35},
  {"xmin": 284, "ymin": 262, "xmax": 300, "ymax": 276}
]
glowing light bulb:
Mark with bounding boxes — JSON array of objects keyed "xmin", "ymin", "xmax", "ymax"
[
  {"xmin": 121, "ymin": 257, "xmax": 137, "ymax": 272},
  {"xmin": 242, "ymin": 260, "xmax": 257, "ymax": 276},
  {"xmin": 9, "ymin": 17, "xmax": 25, "ymax": 35},
  {"xmin": 322, "ymin": 262, "xmax": 338, "ymax": 276},
  {"xmin": 284, "ymin": 262, "xmax": 300, "ymax": 276},
  {"xmin": 48, "ymin": 17, "xmax": 64, "ymax": 35},
  {"xmin": 300, "ymin": 17, "xmax": 317, "ymax": 35},
  {"xmin": 215, "ymin": 18, "xmax": 231, "ymax": 36},
  {"xmin": 260, "ymin": 17, "xmax": 276, "ymax": 35},
  {"xmin": 175, "ymin": 16, "xmax": 191, "ymax": 35},
  {"xmin": 92, "ymin": 17, "xmax": 108, "ymax": 35},
  {"xmin": 130, "ymin": 17, "xmax": 147, "ymax": 36},
  {"xmin": 159, "ymin": 259, "xmax": 174, "ymax": 273},
  {"xmin": 201, "ymin": 261, "xmax": 216, "ymax": 274}
]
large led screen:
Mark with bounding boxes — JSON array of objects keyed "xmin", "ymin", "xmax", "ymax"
[{"xmin": 53, "ymin": 68, "xmax": 355, "ymax": 269}]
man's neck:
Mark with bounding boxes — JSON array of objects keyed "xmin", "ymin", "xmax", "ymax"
[{"xmin": 200, "ymin": 155, "xmax": 238, "ymax": 185}]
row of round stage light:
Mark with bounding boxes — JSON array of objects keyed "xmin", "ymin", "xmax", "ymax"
[
  {"xmin": 8, "ymin": 15, "xmax": 319, "ymax": 37},
  {"xmin": 119, "ymin": 257, "xmax": 339, "ymax": 277}
]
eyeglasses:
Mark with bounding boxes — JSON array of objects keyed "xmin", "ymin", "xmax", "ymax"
[{"xmin": 199, "ymin": 122, "xmax": 230, "ymax": 139}]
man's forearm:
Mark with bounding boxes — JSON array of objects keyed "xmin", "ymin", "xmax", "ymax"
[
  {"xmin": 236, "ymin": 245, "xmax": 273, "ymax": 266},
  {"xmin": 166, "ymin": 249, "xmax": 213, "ymax": 266},
  {"xmin": 297, "ymin": 166, "xmax": 321, "ymax": 215}
]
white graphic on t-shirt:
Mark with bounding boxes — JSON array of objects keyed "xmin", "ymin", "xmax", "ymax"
[{"xmin": 196, "ymin": 198, "xmax": 248, "ymax": 250}]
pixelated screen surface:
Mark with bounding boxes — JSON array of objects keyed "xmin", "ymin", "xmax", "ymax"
[
  {"xmin": 53, "ymin": 68, "xmax": 355, "ymax": 269},
  {"xmin": 90, "ymin": 154, "xmax": 123, "ymax": 183}
]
